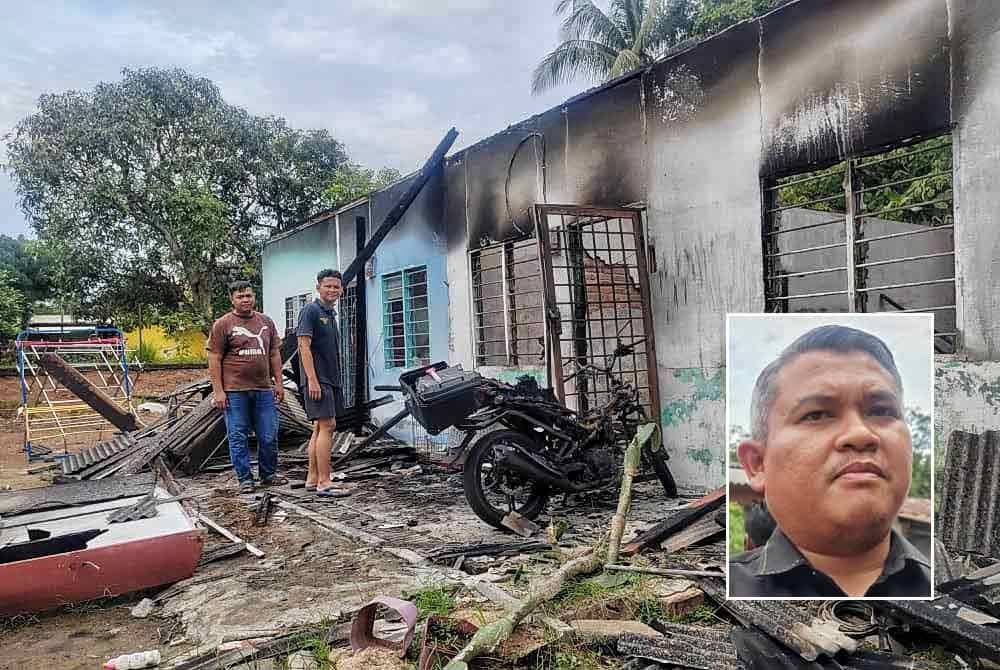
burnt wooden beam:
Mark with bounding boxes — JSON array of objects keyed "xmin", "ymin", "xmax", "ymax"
[
  {"xmin": 37, "ymin": 352, "xmax": 137, "ymax": 432},
  {"xmin": 341, "ymin": 128, "xmax": 458, "ymax": 285},
  {"xmin": 622, "ymin": 486, "xmax": 725, "ymax": 555}
]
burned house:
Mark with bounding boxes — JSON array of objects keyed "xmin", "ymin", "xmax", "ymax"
[{"xmin": 263, "ymin": 0, "xmax": 1000, "ymax": 489}]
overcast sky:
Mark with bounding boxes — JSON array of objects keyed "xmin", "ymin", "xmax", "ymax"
[
  {"xmin": 0, "ymin": 1, "xmax": 585, "ymax": 237},
  {"xmin": 727, "ymin": 313, "xmax": 935, "ymax": 433}
]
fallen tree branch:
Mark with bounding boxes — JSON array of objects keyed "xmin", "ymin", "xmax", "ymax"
[
  {"xmin": 443, "ymin": 423, "xmax": 660, "ymax": 670},
  {"xmin": 608, "ymin": 424, "xmax": 652, "ymax": 564},
  {"xmin": 444, "ymin": 546, "xmax": 605, "ymax": 670}
]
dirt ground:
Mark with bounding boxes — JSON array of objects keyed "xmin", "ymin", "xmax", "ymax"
[
  {"xmin": 0, "ymin": 367, "xmax": 207, "ymax": 491},
  {"xmin": 0, "ymin": 366, "xmax": 708, "ymax": 670}
]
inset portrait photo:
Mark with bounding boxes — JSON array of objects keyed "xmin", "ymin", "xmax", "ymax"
[{"xmin": 726, "ymin": 313, "xmax": 934, "ymax": 600}]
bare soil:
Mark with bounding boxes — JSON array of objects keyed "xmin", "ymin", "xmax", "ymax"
[
  {"xmin": 0, "ymin": 367, "xmax": 207, "ymax": 491},
  {"xmin": 0, "ymin": 368, "xmax": 208, "ymax": 669}
]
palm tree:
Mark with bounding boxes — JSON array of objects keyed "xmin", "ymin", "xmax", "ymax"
[{"xmin": 531, "ymin": 0, "xmax": 693, "ymax": 95}]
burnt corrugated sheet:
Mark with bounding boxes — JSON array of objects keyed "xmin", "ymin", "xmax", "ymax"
[
  {"xmin": 618, "ymin": 630, "xmax": 742, "ymax": 670},
  {"xmin": 877, "ymin": 596, "xmax": 1000, "ymax": 662},
  {"xmin": 938, "ymin": 430, "xmax": 1000, "ymax": 556},
  {"xmin": 61, "ymin": 434, "xmax": 138, "ymax": 476},
  {"xmin": 701, "ymin": 579, "xmax": 856, "ymax": 661}
]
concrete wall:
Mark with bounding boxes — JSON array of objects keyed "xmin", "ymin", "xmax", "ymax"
[
  {"xmin": 347, "ymin": 170, "xmax": 451, "ymax": 444},
  {"xmin": 261, "ymin": 214, "xmax": 338, "ymax": 334},
  {"xmin": 438, "ymin": 0, "xmax": 1000, "ymax": 491}
]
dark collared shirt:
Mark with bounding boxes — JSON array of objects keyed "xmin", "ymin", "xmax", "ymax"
[
  {"xmin": 729, "ymin": 527, "xmax": 931, "ymax": 598},
  {"xmin": 296, "ymin": 300, "xmax": 342, "ymax": 388}
]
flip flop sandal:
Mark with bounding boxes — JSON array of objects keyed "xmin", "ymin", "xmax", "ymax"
[
  {"xmin": 316, "ymin": 487, "xmax": 350, "ymax": 498},
  {"xmin": 305, "ymin": 485, "xmax": 317, "ymax": 492}
]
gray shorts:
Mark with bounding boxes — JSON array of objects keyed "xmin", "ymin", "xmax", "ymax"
[{"xmin": 303, "ymin": 383, "xmax": 344, "ymax": 421}]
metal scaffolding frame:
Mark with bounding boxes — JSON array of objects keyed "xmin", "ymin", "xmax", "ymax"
[{"xmin": 16, "ymin": 327, "xmax": 136, "ymax": 460}]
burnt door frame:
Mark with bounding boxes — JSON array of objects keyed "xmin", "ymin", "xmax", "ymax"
[{"xmin": 533, "ymin": 204, "xmax": 661, "ymax": 420}]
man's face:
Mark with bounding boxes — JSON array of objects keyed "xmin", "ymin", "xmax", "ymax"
[
  {"xmin": 231, "ymin": 288, "xmax": 255, "ymax": 313},
  {"xmin": 317, "ymin": 277, "xmax": 343, "ymax": 304},
  {"xmin": 738, "ymin": 350, "xmax": 912, "ymax": 556}
]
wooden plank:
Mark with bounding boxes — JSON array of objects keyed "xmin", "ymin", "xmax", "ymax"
[
  {"xmin": 194, "ymin": 512, "xmax": 265, "ymax": 558},
  {"xmin": 622, "ymin": 486, "xmax": 726, "ymax": 556},
  {"xmin": 658, "ymin": 516, "xmax": 724, "ymax": 554},
  {"xmin": 36, "ymin": 352, "xmax": 137, "ymax": 432}
]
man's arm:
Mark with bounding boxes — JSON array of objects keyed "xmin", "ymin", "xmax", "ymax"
[
  {"xmin": 267, "ymin": 318, "xmax": 284, "ymax": 402},
  {"xmin": 298, "ymin": 335, "xmax": 321, "ymax": 401},
  {"xmin": 270, "ymin": 348, "xmax": 284, "ymax": 402},
  {"xmin": 206, "ymin": 319, "xmax": 228, "ymax": 410},
  {"xmin": 207, "ymin": 351, "xmax": 227, "ymax": 409}
]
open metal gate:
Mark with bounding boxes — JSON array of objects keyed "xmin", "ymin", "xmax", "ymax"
[{"xmin": 533, "ymin": 205, "xmax": 660, "ymax": 419}]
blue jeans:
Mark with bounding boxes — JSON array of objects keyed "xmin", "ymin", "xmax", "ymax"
[{"xmin": 223, "ymin": 390, "xmax": 279, "ymax": 484}]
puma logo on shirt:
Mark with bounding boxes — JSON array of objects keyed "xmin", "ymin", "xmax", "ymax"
[{"xmin": 231, "ymin": 325, "xmax": 268, "ymax": 356}]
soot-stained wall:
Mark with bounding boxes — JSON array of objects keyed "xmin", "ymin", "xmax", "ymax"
[{"xmin": 439, "ymin": 0, "xmax": 1000, "ymax": 490}]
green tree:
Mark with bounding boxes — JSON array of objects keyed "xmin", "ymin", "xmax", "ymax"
[
  {"xmin": 690, "ymin": 0, "xmax": 771, "ymax": 37},
  {"xmin": 0, "ymin": 268, "xmax": 25, "ymax": 340},
  {"xmin": 532, "ymin": 0, "xmax": 697, "ymax": 94},
  {"xmin": 323, "ymin": 165, "xmax": 402, "ymax": 210},
  {"xmin": 5, "ymin": 67, "xmax": 349, "ymax": 328},
  {"xmin": 0, "ymin": 235, "xmax": 55, "ymax": 325},
  {"xmin": 906, "ymin": 407, "xmax": 932, "ymax": 498}
]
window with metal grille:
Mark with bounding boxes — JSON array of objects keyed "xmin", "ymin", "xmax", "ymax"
[
  {"xmin": 382, "ymin": 267, "xmax": 430, "ymax": 370},
  {"xmin": 338, "ymin": 283, "xmax": 357, "ymax": 405},
  {"xmin": 762, "ymin": 134, "xmax": 956, "ymax": 352},
  {"xmin": 284, "ymin": 292, "xmax": 313, "ymax": 334},
  {"xmin": 470, "ymin": 238, "xmax": 545, "ymax": 368}
]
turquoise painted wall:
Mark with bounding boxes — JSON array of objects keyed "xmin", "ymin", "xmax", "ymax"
[{"xmin": 261, "ymin": 216, "xmax": 338, "ymax": 334}]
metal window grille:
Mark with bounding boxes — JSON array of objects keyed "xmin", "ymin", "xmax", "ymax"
[
  {"xmin": 382, "ymin": 267, "xmax": 430, "ymax": 370},
  {"xmin": 762, "ymin": 134, "xmax": 957, "ymax": 353},
  {"xmin": 339, "ymin": 283, "xmax": 358, "ymax": 407},
  {"xmin": 284, "ymin": 293, "xmax": 313, "ymax": 335},
  {"xmin": 535, "ymin": 205, "xmax": 659, "ymax": 418},
  {"xmin": 470, "ymin": 238, "xmax": 546, "ymax": 368}
]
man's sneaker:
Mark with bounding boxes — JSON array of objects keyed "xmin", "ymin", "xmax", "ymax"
[
  {"xmin": 239, "ymin": 480, "xmax": 256, "ymax": 494},
  {"xmin": 261, "ymin": 475, "xmax": 288, "ymax": 487}
]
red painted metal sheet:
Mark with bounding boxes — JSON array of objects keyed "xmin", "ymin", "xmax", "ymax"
[{"xmin": 0, "ymin": 530, "xmax": 204, "ymax": 615}]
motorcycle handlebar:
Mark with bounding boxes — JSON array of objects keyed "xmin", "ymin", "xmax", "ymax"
[{"xmin": 373, "ymin": 385, "xmax": 403, "ymax": 392}]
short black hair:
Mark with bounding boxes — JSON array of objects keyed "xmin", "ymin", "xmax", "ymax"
[
  {"xmin": 749, "ymin": 324, "xmax": 903, "ymax": 441},
  {"xmin": 228, "ymin": 280, "xmax": 253, "ymax": 295},
  {"xmin": 316, "ymin": 269, "xmax": 343, "ymax": 284},
  {"xmin": 744, "ymin": 501, "xmax": 777, "ymax": 549}
]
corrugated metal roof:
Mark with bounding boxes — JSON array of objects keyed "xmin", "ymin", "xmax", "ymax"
[{"xmin": 938, "ymin": 431, "xmax": 1000, "ymax": 556}]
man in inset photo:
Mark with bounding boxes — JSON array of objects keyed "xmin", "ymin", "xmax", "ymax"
[{"xmin": 730, "ymin": 324, "xmax": 931, "ymax": 598}]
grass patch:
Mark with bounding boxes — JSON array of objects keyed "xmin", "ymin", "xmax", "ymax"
[
  {"xmin": 411, "ymin": 585, "xmax": 457, "ymax": 620},
  {"xmin": 137, "ymin": 340, "xmax": 160, "ymax": 363},
  {"xmin": 729, "ymin": 501, "xmax": 745, "ymax": 555},
  {"xmin": 663, "ymin": 603, "xmax": 719, "ymax": 626},
  {"xmin": 534, "ymin": 644, "xmax": 616, "ymax": 670}
]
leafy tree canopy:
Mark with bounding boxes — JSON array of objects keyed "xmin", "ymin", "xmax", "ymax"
[
  {"xmin": 324, "ymin": 165, "xmax": 402, "ymax": 210},
  {"xmin": 4, "ymin": 67, "xmax": 349, "ymax": 329}
]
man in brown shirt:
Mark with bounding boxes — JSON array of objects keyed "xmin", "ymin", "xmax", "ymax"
[{"xmin": 207, "ymin": 280, "xmax": 286, "ymax": 493}]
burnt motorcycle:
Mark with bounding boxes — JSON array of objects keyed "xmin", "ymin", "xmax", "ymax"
[{"xmin": 395, "ymin": 338, "xmax": 677, "ymax": 530}]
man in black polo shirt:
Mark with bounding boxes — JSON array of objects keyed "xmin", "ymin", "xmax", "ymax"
[
  {"xmin": 297, "ymin": 268, "xmax": 344, "ymax": 496},
  {"xmin": 730, "ymin": 325, "xmax": 931, "ymax": 598}
]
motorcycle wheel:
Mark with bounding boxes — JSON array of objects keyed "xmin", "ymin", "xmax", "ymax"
[
  {"xmin": 462, "ymin": 430, "xmax": 550, "ymax": 531},
  {"xmin": 644, "ymin": 444, "xmax": 679, "ymax": 498}
]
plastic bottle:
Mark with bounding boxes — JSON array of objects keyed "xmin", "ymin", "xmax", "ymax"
[{"xmin": 102, "ymin": 650, "xmax": 161, "ymax": 669}]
